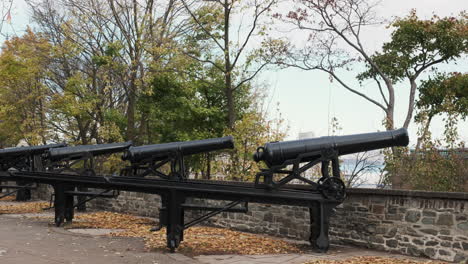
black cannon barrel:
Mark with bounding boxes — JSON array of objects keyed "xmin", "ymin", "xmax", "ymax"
[
  {"xmin": 46, "ymin": 141, "xmax": 133, "ymax": 161},
  {"xmin": 254, "ymin": 128, "xmax": 409, "ymax": 166},
  {"xmin": 0, "ymin": 143, "xmax": 67, "ymax": 159},
  {"xmin": 122, "ymin": 136, "xmax": 235, "ymax": 162}
]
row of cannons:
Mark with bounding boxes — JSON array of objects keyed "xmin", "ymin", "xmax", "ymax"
[{"xmin": 0, "ymin": 129, "xmax": 409, "ymax": 252}]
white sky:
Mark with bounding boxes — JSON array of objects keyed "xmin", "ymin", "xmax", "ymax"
[
  {"xmin": 2, "ymin": 0, "xmax": 468, "ymax": 147},
  {"xmin": 261, "ymin": 0, "xmax": 468, "ymax": 145}
]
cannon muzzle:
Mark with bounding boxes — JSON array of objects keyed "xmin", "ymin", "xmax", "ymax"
[
  {"xmin": 0, "ymin": 143, "xmax": 67, "ymax": 159},
  {"xmin": 254, "ymin": 128, "xmax": 409, "ymax": 166},
  {"xmin": 46, "ymin": 141, "xmax": 133, "ymax": 161},
  {"xmin": 122, "ymin": 136, "xmax": 235, "ymax": 162}
]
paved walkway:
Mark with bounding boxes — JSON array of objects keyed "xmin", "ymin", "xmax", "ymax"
[
  {"xmin": 0, "ymin": 213, "xmax": 196, "ymax": 264},
  {"xmin": 194, "ymin": 247, "xmax": 429, "ymax": 264},
  {"xmin": 0, "ymin": 205, "xmax": 436, "ymax": 264}
]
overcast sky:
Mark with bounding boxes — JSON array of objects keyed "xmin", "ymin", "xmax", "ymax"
[
  {"xmin": 2, "ymin": 0, "xmax": 467, "ymax": 146},
  {"xmin": 261, "ymin": 0, "xmax": 468, "ymax": 144}
]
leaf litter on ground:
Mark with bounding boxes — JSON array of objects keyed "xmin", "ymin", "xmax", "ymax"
[
  {"xmin": 0, "ymin": 204, "xmax": 451, "ymax": 262},
  {"xmin": 0, "ymin": 200, "xmax": 49, "ymax": 214},
  {"xmin": 69, "ymin": 211, "xmax": 304, "ymax": 255}
]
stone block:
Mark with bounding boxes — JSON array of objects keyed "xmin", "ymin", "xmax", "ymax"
[
  {"xmin": 386, "ymin": 239, "xmax": 398, "ymax": 248},
  {"xmin": 263, "ymin": 212, "xmax": 273, "ymax": 222},
  {"xmin": 438, "ymin": 235, "xmax": 453, "ymax": 241},
  {"xmin": 372, "ymin": 205, "xmax": 385, "ymax": 214},
  {"xmin": 436, "ymin": 213, "xmax": 454, "ymax": 226},
  {"xmin": 462, "ymin": 241, "xmax": 468, "ymax": 250},
  {"xmin": 422, "ymin": 210, "xmax": 437, "ymax": 217},
  {"xmin": 422, "ymin": 217, "xmax": 435, "ymax": 225},
  {"xmin": 426, "ymin": 241, "xmax": 439, "ymax": 247},
  {"xmin": 457, "ymin": 222, "xmax": 468, "ymax": 231},
  {"xmin": 351, "ymin": 231, "xmax": 360, "ymax": 240},
  {"xmin": 420, "ymin": 229, "xmax": 438, "ymax": 236},
  {"xmin": 366, "ymin": 225, "xmax": 376, "ymax": 233},
  {"xmin": 368, "ymin": 243, "xmax": 386, "ymax": 251},
  {"xmin": 438, "ymin": 249, "xmax": 451, "ymax": 256},
  {"xmin": 405, "ymin": 210, "xmax": 421, "ymax": 223},
  {"xmin": 407, "ymin": 246, "xmax": 423, "ymax": 256},
  {"xmin": 294, "ymin": 210, "xmax": 305, "ymax": 219},
  {"xmin": 384, "ymin": 227, "xmax": 397, "ymax": 238},
  {"xmin": 439, "ymin": 229, "xmax": 451, "ymax": 235},
  {"xmin": 385, "ymin": 214, "xmax": 403, "ymax": 221},
  {"xmin": 375, "ymin": 226, "xmax": 388, "ymax": 235},
  {"xmin": 369, "ymin": 235, "xmax": 384, "ymax": 244},
  {"xmin": 357, "ymin": 206, "xmax": 369, "ymax": 212},
  {"xmin": 405, "ymin": 227, "xmax": 422, "ymax": 237},
  {"xmin": 387, "ymin": 206, "xmax": 398, "ymax": 214},
  {"xmin": 424, "ymin": 248, "xmax": 436, "ymax": 258},
  {"xmin": 412, "ymin": 239, "xmax": 424, "ymax": 246},
  {"xmin": 441, "ymin": 241, "xmax": 451, "ymax": 248}
]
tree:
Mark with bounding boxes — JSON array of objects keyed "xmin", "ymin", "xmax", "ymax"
[
  {"xmin": 383, "ymin": 72, "xmax": 467, "ymax": 191},
  {"xmin": 223, "ymin": 103, "xmax": 287, "ymax": 181},
  {"xmin": 341, "ymin": 151, "xmax": 382, "ymax": 187},
  {"xmin": 414, "ymin": 72, "xmax": 467, "ymax": 151},
  {"xmin": 181, "ymin": 0, "xmax": 278, "ymax": 128},
  {"xmin": 0, "ymin": 0, "xmax": 13, "ymax": 36},
  {"xmin": 268, "ymin": 1, "xmax": 467, "ymax": 130},
  {"xmin": 0, "ymin": 29, "xmax": 52, "ymax": 146},
  {"xmin": 28, "ymin": 0, "xmax": 191, "ymax": 143}
]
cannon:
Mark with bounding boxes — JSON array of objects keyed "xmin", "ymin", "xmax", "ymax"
[
  {"xmin": 46, "ymin": 142, "xmax": 133, "ymax": 162},
  {"xmin": 11, "ymin": 130, "xmax": 409, "ymax": 253},
  {"xmin": 44, "ymin": 141, "xmax": 132, "ymax": 214},
  {"xmin": 0, "ymin": 143, "xmax": 67, "ymax": 201},
  {"xmin": 0, "ymin": 143, "xmax": 67, "ymax": 170},
  {"xmin": 46, "ymin": 141, "xmax": 133, "ymax": 175},
  {"xmin": 122, "ymin": 136, "xmax": 234, "ymax": 179},
  {"xmin": 254, "ymin": 128, "xmax": 408, "ymax": 166},
  {"xmin": 254, "ymin": 128, "xmax": 409, "ymax": 194}
]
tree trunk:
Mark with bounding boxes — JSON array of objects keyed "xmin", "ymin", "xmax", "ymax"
[
  {"xmin": 206, "ymin": 153, "xmax": 211, "ymax": 180},
  {"xmin": 224, "ymin": 1, "xmax": 235, "ymax": 128},
  {"xmin": 126, "ymin": 83, "xmax": 136, "ymax": 141},
  {"xmin": 414, "ymin": 115, "xmax": 433, "ymax": 153},
  {"xmin": 403, "ymin": 78, "xmax": 418, "ymax": 130},
  {"xmin": 386, "ymin": 81, "xmax": 395, "ymax": 130},
  {"xmin": 138, "ymin": 111, "xmax": 148, "ymax": 145}
]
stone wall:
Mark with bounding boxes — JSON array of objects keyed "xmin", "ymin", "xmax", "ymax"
[
  {"xmin": 31, "ymin": 185, "xmax": 468, "ymax": 262},
  {"xmin": 187, "ymin": 199, "xmax": 311, "ymax": 240},
  {"xmin": 330, "ymin": 189, "xmax": 468, "ymax": 263}
]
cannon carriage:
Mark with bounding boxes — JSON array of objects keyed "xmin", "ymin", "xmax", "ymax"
[
  {"xmin": 0, "ymin": 143, "xmax": 67, "ymax": 201},
  {"xmin": 10, "ymin": 129, "xmax": 409, "ymax": 252}
]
